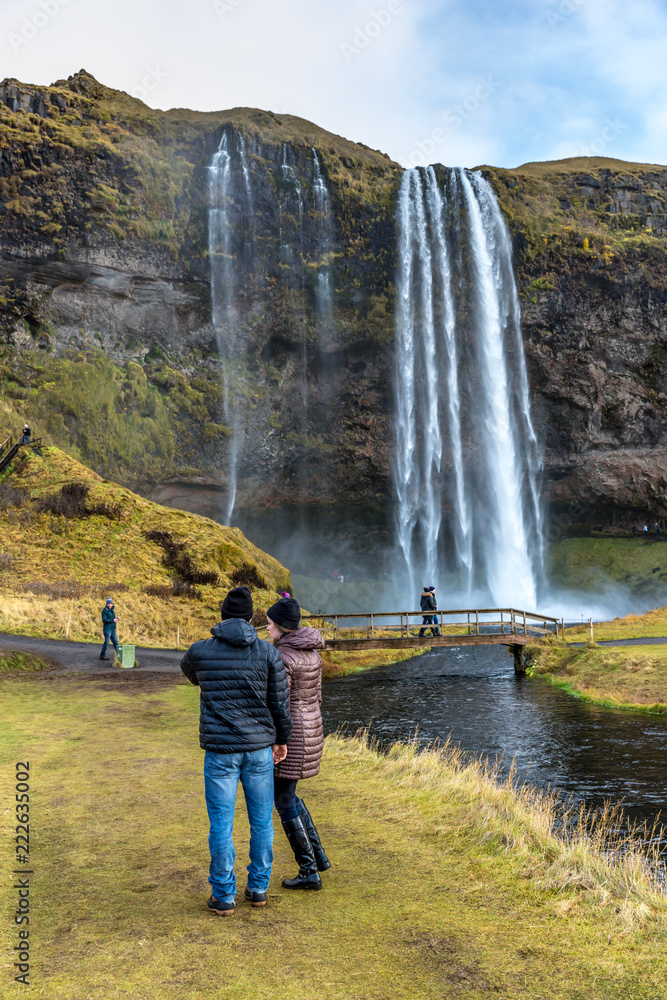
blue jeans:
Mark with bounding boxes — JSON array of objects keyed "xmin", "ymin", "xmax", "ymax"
[
  {"xmin": 204, "ymin": 747, "xmax": 275, "ymax": 904},
  {"xmin": 100, "ymin": 629, "xmax": 119, "ymax": 657}
]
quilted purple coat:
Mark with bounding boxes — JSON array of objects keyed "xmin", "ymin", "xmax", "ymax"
[{"xmin": 274, "ymin": 626, "xmax": 326, "ymax": 781}]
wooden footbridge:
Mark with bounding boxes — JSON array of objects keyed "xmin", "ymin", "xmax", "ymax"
[{"xmin": 301, "ymin": 607, "xmax": 562, "ymax": 673}]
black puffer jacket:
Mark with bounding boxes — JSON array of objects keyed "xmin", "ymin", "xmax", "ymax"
[
  {"xmin": 420, "ymin": 589, "xmax": 436, "ymax": 611},
  {"xmin": 180, "ymin": 619, "xmax": 293, "ymax": 753}
]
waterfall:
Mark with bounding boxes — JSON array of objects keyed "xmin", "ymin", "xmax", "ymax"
[
  {"xmin": 393, "ymin": 166, "xmax": 543, "ymax": 609},
  {"xmin": 208, "ymin": 130, "xmax": 254, "ymax": 525},
  {"xmin": 312, "ymin": 149, "xmax": 334, "ymax": 338}
]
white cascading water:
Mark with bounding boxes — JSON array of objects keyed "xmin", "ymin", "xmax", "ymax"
[
  {"xmin": 208, "ymin": 130, "xmax": 254, "ymax": 524},
  {"xmin": 394, "ymin": 166, "xmax": 543, "ymax": 609},
  {"xmin": 312, "ymin": 149, "xmax": 334, "ymax": 336}
]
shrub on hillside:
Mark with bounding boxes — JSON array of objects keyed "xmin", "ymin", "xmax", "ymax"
[
  {"xmin": 144, "ymin": 581, "xmax": 202, "ymax": 601},
  {"xmin": 143, "ymin": 530, "xmax": 219, "ymax": 587},
  {"xmin": 34, "ymin": 482, "xmax": 122, "ymax": 520},
  {"xmin": 0, "ymin": 551, "xmax": 12, "ymax": 571},
  {"xmin": 251, "ymin": 609, "xmax": 268, "ymax": 629},
  {"xmin": 0, "ymin": 484, "xmax": 28, "ymax": 509},
  {"xmin": 231, "ymin": 562, "xmax": 268, "ymax": 591}
]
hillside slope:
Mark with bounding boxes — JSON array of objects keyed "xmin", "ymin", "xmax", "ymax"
[{"xmin": 0, "ymin": 445, "xmax": 290, "ymax": 647}]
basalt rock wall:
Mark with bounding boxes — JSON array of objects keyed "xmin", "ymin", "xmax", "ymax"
[{"xmin": 0, "ymin": 71, "xmax": 665, "ymax": 537}]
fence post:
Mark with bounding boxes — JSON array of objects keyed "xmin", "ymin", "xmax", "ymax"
[
  {"xmin": 475, "ymin": 611, "xmax": 479, "ymax": 635},
  {"xmin": 561, "ymin": 618, "xmax": 565, "ymax": 641},
  {"xmin": 589, "ymin": 617, "xmax": 593, "ymax": 642}
]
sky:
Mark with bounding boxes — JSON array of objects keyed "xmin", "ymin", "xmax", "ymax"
[{"xmin": 1, "ymin": 0, "xmax": 666, "ymax": 168}]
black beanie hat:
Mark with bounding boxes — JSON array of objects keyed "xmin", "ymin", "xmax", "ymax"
[
  {"xmin": 220, "ymin": 586, "xmax": 254, "ymax": 622},
  {"xmin": 267, "ymin": 597, "xmax": 301, "ymax": 631}
]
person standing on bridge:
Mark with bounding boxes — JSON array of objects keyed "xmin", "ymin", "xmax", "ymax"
[
  {"xmin": 419, "ymin": 586, "xmax": 440, "ymax": 636},
  {"xmin": 266, "ymin": 597, "xmax": 330, "ymax": 891},
  {"xmin": 21, "ymin": 423, "xmax": 31, "ymax": 446}
]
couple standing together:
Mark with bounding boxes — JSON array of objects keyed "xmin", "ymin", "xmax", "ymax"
[{"xmin": 180, "ymin": 586, "xmax": 329, "ymax": 916}]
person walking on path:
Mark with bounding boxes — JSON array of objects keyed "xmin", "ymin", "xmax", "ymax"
[
  {"xmin": 99, "ymin": 597, "xmax": 120, "ymax": 661},
  {"xmin": 180, "ymin": 586, "xmax": 292, "ymax": 916},
  {"xmin": 266, "ymin": 597, "xmax": 329, "ymax": 891},
  {"xmin": 21, "ymin": 423, "xmax": 30, "ymax": 445},
  {"xmin": 419, "ymin": 586, "xmax": 440, "ymax": 636}
]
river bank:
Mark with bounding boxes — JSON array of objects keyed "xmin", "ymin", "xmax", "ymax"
[
  {"xmin": 527, "ymin": 639, "xmax": 667, "ymax": 715},
  {"xmin": 1, "ymin": 670, "xmax": 665, "ymax": 999}
]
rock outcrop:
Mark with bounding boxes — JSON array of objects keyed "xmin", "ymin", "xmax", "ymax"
[{"xmin": 0, "ymin": 72, "xmax": 665, "ymax": 545}]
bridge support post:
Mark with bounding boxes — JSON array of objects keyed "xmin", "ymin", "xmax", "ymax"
[{"xmin": 512, "ymin": 644, "xmax": 526, "ymax": 675}]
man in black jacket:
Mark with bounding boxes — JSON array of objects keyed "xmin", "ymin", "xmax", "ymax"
[{"xmin": 180, "ymin": 586, "xmax": 292, "ymax": 916}]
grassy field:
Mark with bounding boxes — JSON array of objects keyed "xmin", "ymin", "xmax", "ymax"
[
  {"xmin": 528, "ymin": 639, "xmax": 667, "ymax": 714},
  {"xmin": 566, "ymin": 603, "xmax": 667, "ymax": 642},
  {"xmin": 549, "ymin": 537, "xmax": 667, "ymax": 607},
  {"xmin": 1, "ymin": 671, "xmax": 666, "ymax": 1000}
]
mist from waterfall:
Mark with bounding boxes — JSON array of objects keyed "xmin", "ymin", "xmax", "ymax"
[
  {"xmin": 208, "ymin": 130, "xmax": 254, "ymax": 525},
  {"xmin": 393, "ymin": 166, "xmax": 544, "ymax": 610}
]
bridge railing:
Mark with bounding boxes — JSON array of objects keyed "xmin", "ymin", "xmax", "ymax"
[{"xmin": 300, "ymin": 608, "xmax": 561, "ymax": 642}]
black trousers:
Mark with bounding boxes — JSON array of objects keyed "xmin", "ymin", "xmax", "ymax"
[{"xmin": 274, "ymin": 776, "xmax": 300, "ymax": 822}]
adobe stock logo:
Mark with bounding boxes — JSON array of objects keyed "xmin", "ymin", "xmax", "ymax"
[
  {"xmin": 8, "ymin": 0, "xmax": 72, "ymax": 52},
  {"xmin": 340, "ymin": 2, "xmax": 403, "ymax": 63},
  {"xmin": 131, "ymin": 67, "xmax": 169, "ymax": 104}
]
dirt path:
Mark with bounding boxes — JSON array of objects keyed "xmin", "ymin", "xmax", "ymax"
[
  {"xmin": 0, "ymin": 631, "xmax": 184, "ymax": 673},
  {"xmin": 3, "ymin": 630, "xmax": 667, "ymax": 676}
]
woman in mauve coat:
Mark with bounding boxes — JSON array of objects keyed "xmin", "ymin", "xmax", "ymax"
[{"xmin": 266, "ymin": 597, "xmax": 330, "ymax": 891}]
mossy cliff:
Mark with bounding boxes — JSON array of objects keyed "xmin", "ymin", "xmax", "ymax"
[{"xmin": 0, "ymin": 70, "xmax": 666, "ymax": 537}]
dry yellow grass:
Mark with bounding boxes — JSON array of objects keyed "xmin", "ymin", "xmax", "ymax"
[
  {"xmin": 0, "ymin": 446, "xmax": 290, "ymax": 648},
  {"xmin": 567, "ymin": 604, "xmax": 667, "ymax": 642},
  {"xmin": 528, "ymin": 639, "xmax": 667, "ymax": 714}
]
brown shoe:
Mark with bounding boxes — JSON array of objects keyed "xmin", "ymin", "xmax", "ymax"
[{"xmin": 207, "ymin": 895, "xmax": 235, "ymax": 916}]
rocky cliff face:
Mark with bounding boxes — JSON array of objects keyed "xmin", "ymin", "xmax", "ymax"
[{"xmin": 0, "ymin": 71, "xmax": 665, "ymax": 549}]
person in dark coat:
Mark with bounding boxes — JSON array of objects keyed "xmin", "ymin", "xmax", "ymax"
[
  {"xmin": 21, "ymin": 423, "xmax": 31, "ymax": 445},
  {"xmin": 180, "ymin": 586, "xmax": 292, "ymax": 916},
  {"xmin": 266, "ymin": 597, "xmax": 329, "ymax": 891},
  {"xmin": 99, "ymin": 597, "xmax": 119, "ymax": 660},
  {"xmin": 418, "ymin": 586, "xmax": 440, "ymax": 636}
]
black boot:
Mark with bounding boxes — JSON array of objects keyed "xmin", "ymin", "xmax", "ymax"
[
  {"xmin": 281, "ymin": 816, "xmax": 322, "ymax": 890},
  {"xmin": 297, "ymin": 798, "xmax": 331, "ymax": 871}
]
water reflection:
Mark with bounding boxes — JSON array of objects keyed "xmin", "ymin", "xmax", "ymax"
[{"xmin": 322, "ymin": 646, "xmax": 667, "ymax": 835}]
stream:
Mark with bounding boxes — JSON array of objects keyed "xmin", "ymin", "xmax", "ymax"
[{"xmin": 322, "ymin": 645, "xmax": 667, "ymax": 839}]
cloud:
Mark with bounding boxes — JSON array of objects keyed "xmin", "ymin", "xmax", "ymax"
[{"xmin": 0, "ymin": 0, "xmax": 664, "ymax": 168}]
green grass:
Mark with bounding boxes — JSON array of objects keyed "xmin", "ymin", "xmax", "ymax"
[
  {"xmin": 0, "ymin": 651, "xmax": 51, "ymax": 673},
  {"xmin": 550, "ymin": 537, "xmax": 667, "ymax": 602},
  {"xmin": 1, "ymin": 674, "xmax": 666, "ymax": 999},
  {"xmin": 528, "ymin": 639, "xmax": 667, "ymax": 714}
]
